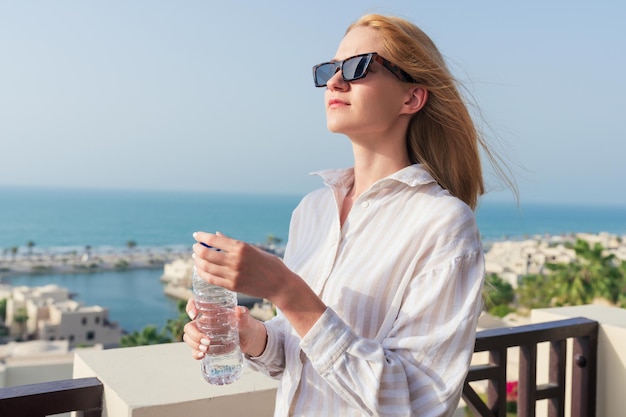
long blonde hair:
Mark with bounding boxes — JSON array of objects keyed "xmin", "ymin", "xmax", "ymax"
[{"xmin": 348, "ymin": 14, "xmax": 514, "ymax": 210}]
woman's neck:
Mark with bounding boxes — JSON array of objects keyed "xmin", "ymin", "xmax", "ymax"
[
  {"xmin": 350, "ymin": 147, "xmax": 411, "ymax": 199},
  {"xmin": 339, "ymin": 154, "xmax": 409, "ymax": 227}
]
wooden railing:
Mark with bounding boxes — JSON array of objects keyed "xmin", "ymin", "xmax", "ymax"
[
  {"xmin": 463, "ymin": 317, "xmax": 598, "ymax": 417},
  {"xmin": 0, "ymin": 377, "xmax": 102, "ymax": 417},
  {"xmin": 0, "ymin": 317, "xmax": 599, "ymax": 417}
]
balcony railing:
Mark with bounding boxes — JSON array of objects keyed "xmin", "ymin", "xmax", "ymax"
[
  {"xmin": 463, "ymin": 316, "xmax": 598, "ymax": 417},
  {"xmin": 0, "ymin": 313, "xmax": 607, "ymax": 417},
  {"xmin": 0, "ymin": 377, "xmax": 102, "ymax": 417}
]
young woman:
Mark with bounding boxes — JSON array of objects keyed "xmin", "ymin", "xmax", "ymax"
[{"xmin": 184, "ymin": 13, "xmax": 510, "ymax": 416}]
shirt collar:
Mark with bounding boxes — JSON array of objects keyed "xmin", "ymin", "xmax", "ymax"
[{"xmin": 310, "ymin": 164, "xmax": 437, "ymax": 190}]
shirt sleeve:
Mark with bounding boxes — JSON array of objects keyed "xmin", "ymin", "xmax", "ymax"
[
  {"xmin": 243, "ymin": 313, "xmax": 287, "ymax": 379},
  {"xmin": 299, "ymin": 250, "xmax": 485, "ymax": 417}
]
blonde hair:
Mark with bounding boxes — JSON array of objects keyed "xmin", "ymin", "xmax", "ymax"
[{"xmin": 348, "ymin": 14, "xmax": 514, "ymax": 210}]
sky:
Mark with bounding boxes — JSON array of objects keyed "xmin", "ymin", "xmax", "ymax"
[{"xmin": 1, "ymin": 1, "xmax": 625, "ymax": 206}]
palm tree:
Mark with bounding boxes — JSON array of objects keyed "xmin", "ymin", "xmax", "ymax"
[
  {"xmin": 516, "ymin": 274, "xmax": 554, "ymax": 310},
  {"xmin": 26, "ymin": 241, "xmax": 35, "ymax": 257},
  {"xmin": 266, "ymin": 234, "xmax": 282, "ymax": 246},
  {"xmin": 572, "ymin": 240, "xmax": 624, "ymax": 305},
  {"xmin": 126, "ymin": 240, "xmax": 137, "ymax": 260},
  {"xmin": 544, "ymin": 239, "xmax": 623, "ymax": 306},
  {"xmin": 121, "ymin": 300, "xmax": 192, "ymax": 347},
  {"xmin": 0, "ymin": 298, "xmax": 7, "ymax": 323},
  {"xmin": 618, "ymin": 261, "xmax": 626, "ymax": 307},
  {"xmin": 164, "ymin": 300, "xmax": 192, "ymax": 342},
  {"xmin": 546, "ymin": 261, "xmax": 594, "ymax": 306},
  {"xmin": 483, "ymin": 273, "xmax": 515, "ymax": 316},
  {"xmin": 13, "ymin": 307, "xmax": 29, "ymax": 340},
  {"xmin": 120, "ymin": 325, "xmax": 171, "ymax": 347}
]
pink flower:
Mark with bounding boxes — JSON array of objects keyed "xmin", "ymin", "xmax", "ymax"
[{"xmin": 506, "ymin": 381, "xmax": 518, "ymax": 402}]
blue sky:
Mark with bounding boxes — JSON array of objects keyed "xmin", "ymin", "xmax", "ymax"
[{"xmin": 1, "ymin": 1, "xmax": 625, "ymax": 206}]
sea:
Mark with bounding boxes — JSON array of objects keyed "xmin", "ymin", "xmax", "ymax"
[{"xmin": 1, "ymin": 186, "xmax": 625, "ymax": 333}]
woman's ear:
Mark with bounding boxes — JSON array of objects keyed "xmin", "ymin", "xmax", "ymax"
[{"xmin": 402, "ymin": 86, "xmax": 428, "ymax": 115}]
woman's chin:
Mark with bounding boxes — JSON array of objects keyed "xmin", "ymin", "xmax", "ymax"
[{"xmin": 326, "ymin": 120, "xmax": 348, "ymax": 134}]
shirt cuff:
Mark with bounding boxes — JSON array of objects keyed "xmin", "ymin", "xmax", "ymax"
[{"xmin": 300, "ymin": 307, "xmax": 357, "ymax": 374}]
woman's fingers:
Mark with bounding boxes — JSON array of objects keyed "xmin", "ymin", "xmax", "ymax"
[
  {"xmin": 191, "ymin": 230, "xmax": 287, "ymax": 302},
  {"xmin": 192, "ymin": 231, "xmax": 216, "ymax": 247},
  {"xmin": 182, "ymin": 334, "xmax": 204, "ymax": 359},
  {"xmin": 183, "ymin": 321, "xmax": 210, "ymax": 360},
  {"xmin": 235, "ymin": 305, "xmax": 249, "ymax": 320},
  {"xmin": 193, "ymin": 231, "xmax": 236, "ymax": 253},
  {"xmin": 186, "ymin": 298, "xmax": 197, "ymax": 320}
]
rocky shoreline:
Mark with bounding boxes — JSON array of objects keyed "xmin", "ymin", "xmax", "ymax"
[
  {"xmin": 3, "ymin": 233, "xmax": 623, "ymax": 282},
  {"xmin": 0, "ymin": 248, "xmax": 190, "ymax": 279}
]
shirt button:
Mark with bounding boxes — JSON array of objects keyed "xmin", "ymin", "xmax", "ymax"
[{"xmin": 361, "ymin": 201, "xmax": 369, "ymax": 208}]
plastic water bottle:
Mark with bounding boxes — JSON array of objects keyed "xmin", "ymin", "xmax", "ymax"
[{"xmin": 192, "ymin": 267, "xmax": 243, "ymax": 385}]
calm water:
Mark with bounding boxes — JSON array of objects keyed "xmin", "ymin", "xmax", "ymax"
[
  {"xmin": 5, "ymin": 270, "xmax": 180, "ymax": 334},
  {"xmin": 476, "ymin": 200, "xmax": 626, "ymax": 242},
  {"xmin": 0, "ymin": 187, "xmax": 300, "ymax": 251},
  {"xmin": 1, "ymin": 186, "xmax": 625, "ymax": 332}
]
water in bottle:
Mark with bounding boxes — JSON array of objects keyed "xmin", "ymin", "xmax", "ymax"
[{"xmin": 192, "ymin": 267, "xmax": 243, "ymax": 385}]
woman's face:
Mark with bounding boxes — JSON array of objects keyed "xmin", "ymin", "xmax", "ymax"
[{"xmin": 324, "ymin": 26, "xmax": 413, "ymax": 141}]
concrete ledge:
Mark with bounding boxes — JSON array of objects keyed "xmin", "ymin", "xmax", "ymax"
[{"xmin": 73, "ymin": 342, "xmax": 278, "ymax": 417}]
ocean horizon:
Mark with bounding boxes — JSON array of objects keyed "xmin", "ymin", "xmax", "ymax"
[
  {"xmin": 2, "ymin": 186, "xmax": 625, "ymax": 253},
  {"xmin": 1, "ymin": 186, "xmax": 624, "ymax": 333}
]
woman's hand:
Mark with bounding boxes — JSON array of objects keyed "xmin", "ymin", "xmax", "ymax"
[
  {"xmin": 191, "ymin": 230, "xmax": 327, "ymax": 339},
  {"xmin": 191, "ymin": 231, "xmax": 291, "ymax": 303},
  {"xmin": 183, "ymin": 298, "xmax": 268, "ymax": 359}
]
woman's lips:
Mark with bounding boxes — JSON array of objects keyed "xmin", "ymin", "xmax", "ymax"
[{"xmin": 328, "ymin": 98, "xmax": 349, "ymax": 109}]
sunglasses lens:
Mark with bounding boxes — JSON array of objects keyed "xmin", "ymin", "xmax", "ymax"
[
  {"xmin": 313, "ymin": 54, "xmax": 373, "ymax": 87},
  {"xmin": 314, "ymin": 63, "xmax": 338, "ymax": 87},
  {"xmin": 342, "ymin": 55, "xmax": 370, "ymax": 81}
]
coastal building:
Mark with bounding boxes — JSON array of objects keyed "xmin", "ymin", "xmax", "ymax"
[
  {"xmin": 3, "ymin": 284, "xmax": 123, "ymax": 348},
  {"xmin": 485, "ymin": 238, "xmax": 576, "ymax": 287},
  {"xmin": 161, "ymin": 258, "xmax": 193, "ymax": 300},
  {"xmin": 484, "ymin": 232, "xmax": 626, "ymax": 288},
  {"xmin": 578, "ymin": 231, "xmax": 626, "ymax": 260}
]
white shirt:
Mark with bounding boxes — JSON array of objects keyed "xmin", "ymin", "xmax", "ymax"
[{"xmin": 246, "ymin": 165, "xmax": 484, "ymax": 417}]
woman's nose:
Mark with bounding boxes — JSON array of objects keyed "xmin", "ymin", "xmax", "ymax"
[{"xmin": 326, "ymin": 69, "xmax": 348, "ymax": 90}]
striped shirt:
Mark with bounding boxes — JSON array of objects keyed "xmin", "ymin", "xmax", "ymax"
[{"xmin": 246, "ymin": 164, "xmax": 485, "ymax": 416}]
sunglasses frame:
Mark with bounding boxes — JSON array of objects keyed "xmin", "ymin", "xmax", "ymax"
[{"xmin": 313, "ymin": 52, "xmax": 418, "ymax": 87}]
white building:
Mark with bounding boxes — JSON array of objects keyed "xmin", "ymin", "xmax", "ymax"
[{"xmin": 3, "ymin": 284, "xmax": 123, "ymax": 348}]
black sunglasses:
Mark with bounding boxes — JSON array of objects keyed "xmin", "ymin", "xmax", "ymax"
[{"xmin": 312, "ymin": 52, "xmax": 418, "ymax": 87}]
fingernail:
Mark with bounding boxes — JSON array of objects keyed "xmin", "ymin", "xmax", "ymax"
[
  {"xmin": 196, "ymin": 351, "xmax": 205, "ymax": 359},
  {"xmin": 193, "ymin": 232, "xmax": 198, "ymax": 239},
  {"xmin": 187, "ymin": 310, "xmax": 196, "ymax": 320},
  {"xmin": 199, "ymin": 344, "xmax": 208, "ymax": 352},
  {"xmin": 200, "ymin": 338, "xmax": 210, "ymax": 346}
]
